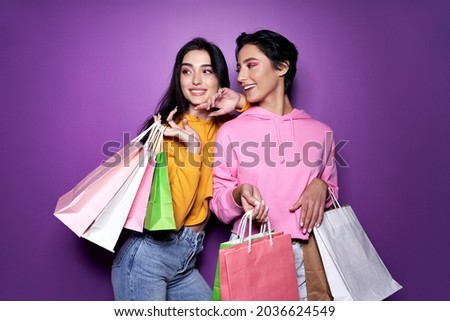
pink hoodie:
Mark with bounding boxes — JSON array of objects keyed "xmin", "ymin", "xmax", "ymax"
[{"xmin": 210, "ymin": 107, "xmax": 339, "ymax": 240}]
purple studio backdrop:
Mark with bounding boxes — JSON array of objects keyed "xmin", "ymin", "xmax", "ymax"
[{"xmin": 1, "ymin": 0, "xmax": 449, "ymax": 300}]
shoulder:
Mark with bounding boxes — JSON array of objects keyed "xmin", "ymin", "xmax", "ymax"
[
  {"xmin": 294, "ymin": 109, "xmax": 333, "ymax": 132},
  {"xmin": 305, "ymin": 118, "xmax": 334, "ymax": 132}
]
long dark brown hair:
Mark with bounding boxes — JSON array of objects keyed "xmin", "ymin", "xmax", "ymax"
[{"xmin": 140, "ymin": 37, "xmax": 230, "ymax": 133}]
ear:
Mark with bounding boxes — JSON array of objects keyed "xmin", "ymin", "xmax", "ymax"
[{"xmin": 277, "ymin": 61, "xmax": 290, "ymax": 77}]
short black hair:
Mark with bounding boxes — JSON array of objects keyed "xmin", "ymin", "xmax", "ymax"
[{"xmin": 236, "ymin": 29, "xmax": 298, "ymax": 93}]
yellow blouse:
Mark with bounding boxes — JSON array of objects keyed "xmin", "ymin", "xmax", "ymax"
[{"xmin": 164, "ymin": 114, "xmax": 220, "ymax": 230}]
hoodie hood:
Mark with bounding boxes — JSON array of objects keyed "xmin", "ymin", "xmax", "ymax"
[{"xmin": 238, "ymin": 107, "xmax": 312, "ymax": 163}]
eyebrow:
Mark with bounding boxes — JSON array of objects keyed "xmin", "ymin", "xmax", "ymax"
[{"xmin": 181, "ymin": 63, "xmax": 213, "ymax": 68}]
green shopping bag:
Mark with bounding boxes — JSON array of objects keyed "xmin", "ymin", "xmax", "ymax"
[
  {"xmin": 212, "ymin": 241, "xmax": 234, "ymax": 301},
  {"xmin": 143, "ymin": 151, "xmax": 176, "ymax": 231}
]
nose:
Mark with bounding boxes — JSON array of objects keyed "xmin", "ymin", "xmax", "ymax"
[
  {"xmin": 237, "ymin": 68, "xmax": 246, "ymax": 84},
  {"xmin": 192, "ymin": 71, "xmax": 202, "ymax": 86}
]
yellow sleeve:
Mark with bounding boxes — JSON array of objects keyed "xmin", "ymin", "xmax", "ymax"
[
  {"xmin": 166, "ymin": 140, "xmax": 203, "ymax": 230},
  {"xmin": 236, "ymin": 96, "xmax": 251, "ymax": 113}
]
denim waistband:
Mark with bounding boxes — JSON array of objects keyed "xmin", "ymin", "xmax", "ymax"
[{"xmin": 143, "ymin": 226, "xmax": 205, "ymax": 244}]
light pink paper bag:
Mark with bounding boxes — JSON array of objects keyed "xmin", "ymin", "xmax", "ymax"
[
  {"xmin": 54, "ymin": 124, "xmax": 160, "ymax": 237},
  {"xmin": 81, "ymin": 146, "xmax": 150, "ymax": 251},
  {"xmin": 124, "ymin": 122, "xmax": 164, "ymax": 232},
  {"xmin": 123, "ymin": 157, "xmax": 156, "ymax": 232}
]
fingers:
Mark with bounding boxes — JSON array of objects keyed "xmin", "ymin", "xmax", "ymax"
[
  {"xmin": 240, "ymin": 184, "xmax": 268, "ymax": 224},
  {"xmin": 252, "ymin": 200, "xmax": 269, "ymax": 223},
  {"xmin": 181, "ymin": 118, "xmax": 195, "ymax": 134},
  {"xmin": 297, "ymin": 198, "xmax": 325, "ymax": 235},
  {"xmin": 194, "ymin": 102, "xmax": 210, "ymax": 111},
  {"xmin": 242, "ymin": 199, "xmax": 268, "ymax": 223},
  {"xmin": 153, "ymin": 113, "xmax": 162, "ymax": 122},
  {"xmin": 194, "ymin": 92, "xmax": 221, "ymax": 111},
  {"xmin": 314, "ymin": 205, "xmax": 325, "ymax": 229},
  {"xmin": 164, "ymin": 107, "xmax": 183, "ymax": 133},
  {"xmin": 292, "ymin": 178, "xmax": 328, "ymax": 234},
  {"xmin": 300, "ymin": 201, "xmax": 310, "ymax": 234},
  {"xmin": 206, "ymin": 106, "xmax": 230, "ymax": 118},
  {"xmin": 166, "ymin": 106, "xmax": 178, "ymax": 123},
  {"xmin": 289, "ymin": 199, "xmax": 301, "ymax": 212}
]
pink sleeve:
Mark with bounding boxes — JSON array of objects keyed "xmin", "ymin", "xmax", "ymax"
[
  {"xmin": 321, "ymin": 131, "xmax": 339, "ymax": 208},
  {"xmin": 210, "ymin": 130, "xmax": 244, "ymax": 224}
]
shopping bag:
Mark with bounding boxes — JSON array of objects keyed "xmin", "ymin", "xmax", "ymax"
[
  {"xmin": 81, "ymin": 145, "xmax": 150, "ymax": 252},
  {"xmin": 313, "ymin": 190, "xmax": 402, "ymax": 301},
  {"xmin": 53, "ymin": 124, "xmax": 158, "ymax": 236},
  {"xmin": 218, "ymin": 211, "xmax": 300, "ymax": 301},
  {"xmin": 302, "ymin": 232, "xmax": 334, "ymax": 301},
  {"xmin": 122, "ymin": 158, "xmax": 156, "ymax": 232},
  {"xmin": 143, "ymin": 150, "xmax": 176, "ymax": 231},
  {"xmin": 81, "ymin": 122, "xmax": 165, "ymax": 250},
  {"xmin": 212, "ymin": 241, "xmax": 233, "ymax": 301},
  {"xmin": 124, "ymin": 123, "xmax": 164, "ymax": 232},
  {"xmin": 212, "ymin": 212, "xmax": 279, "ymax": 300},
  {"xmin": 54, "ymin": 122, "xmax": 164, "ymax": 237}
]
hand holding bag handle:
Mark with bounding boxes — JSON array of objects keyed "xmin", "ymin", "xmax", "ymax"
[
  {"xmin": 220, "ymin": 211, "xmax": 300, "ymax": 301},
  {"xmin": 81, "ymin": 121, "xmax": 165, "ymax": 251},
  {"xmin": 123, "ymin": 122, "xmax": 165, "ymax": 232},
  {"xmin": 54, "ymin": 121, "xmax": 163, "ymax": 237},
  {"xmin": 212, "ymin": 210, "xmax": 275, "ymax": 300}
]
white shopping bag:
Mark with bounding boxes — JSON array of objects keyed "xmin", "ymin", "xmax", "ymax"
[
  {"xmin": 313, "ymin": 191, "xmax": 402, "ymax": 301},
  {"xmin": 54, "ymin": 122, "xmax": 163, "ymax": 237},
  {"xmin": 81, "ymin": 146, "xmax": 149, "ymax": 252},
  {"xmin": 81, "ymin": 123, "xmax": 165, "ymax": 252}
]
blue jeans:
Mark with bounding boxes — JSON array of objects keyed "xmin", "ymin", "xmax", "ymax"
[
  {"xmin": 111, "ymin": 227, "xmax": 211, "ymax": 300},
  {"xmin": 292, "ymin": 240, "xmax": 308, "ymax": 301}
]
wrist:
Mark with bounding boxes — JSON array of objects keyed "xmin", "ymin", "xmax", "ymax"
[
  {"xmin": 235, "ymin": 95, "xmax": 250, "ymax": 112},
  {"xmin": 232, "ymin": 186, "xmax": 242, "ymax": 206}
]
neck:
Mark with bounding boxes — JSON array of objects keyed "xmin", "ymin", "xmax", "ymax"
[
  {"xmin": 188, "ymin": 106, "xmax": 210, "ymax": 120},
  {"xmin": 260, "ymin": 94, "xmax": 293, "ymax": 116}
]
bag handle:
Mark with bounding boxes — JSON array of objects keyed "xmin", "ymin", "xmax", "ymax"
[
  {"xmin": 236, "ymin": 208, "xmax": 274, "ymax": 253},
  {"xmin": 146, "ymin": 123, "xmax": 165, "ymax": 159},
  {"xmin": 133, "ymin": 121, "xmax": 166, "ymax": 161},
  {"xmin": 236, "ymin": 210, "xmax": 252, "ymax": 243},
  {"xmin": 328, "ymin": 187, "xmax": 341, "ymax": 209},
  {"xmin": 131, "ymin": 121, "xmax": 160, "ymax": 144}
]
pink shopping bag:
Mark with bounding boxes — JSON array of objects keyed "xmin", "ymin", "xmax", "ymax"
[
  {"xmin": 53, "ymin": 124, "xmax": 159, "ymax": 237},
  {"xmin": 81, "ymin": 145, "xmax": 151, "ymax": 251},
  {"xmin": 124, "ymin": 122, "xmax": 164, "ymax": 232},
  {"xmin": 220, "ymin": 232, "xmax": 300, "ymax": 301},
  {"xmin": 123, "ymin": 156, "xmax": 156, "ymax": 232}
]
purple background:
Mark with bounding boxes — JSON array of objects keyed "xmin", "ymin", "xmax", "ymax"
[{"xmin": 1, "ymin": 0, "xmax": 449, "ymax": 300}]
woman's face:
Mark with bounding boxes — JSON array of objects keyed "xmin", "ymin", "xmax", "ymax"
[
  {"xmin": 236, "ymin": 44, "xmax": 285, "ymax": 105},
  {"xmin": 180, "ymin": 49, "xmax": 220, "ymax": 108}
]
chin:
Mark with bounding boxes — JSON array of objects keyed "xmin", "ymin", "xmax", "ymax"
[{"xmin": 190, "ymin": 97, "xmax": 210, "ymax": 105}]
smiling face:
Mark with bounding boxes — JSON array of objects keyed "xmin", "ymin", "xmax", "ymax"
[
  {"xmin": 180, "ymin": 49, "xmax": 220, "ymax": 109},
  {"xmin": 236, "ymin": 44, "xmax": 287, "ymax": 107}
]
